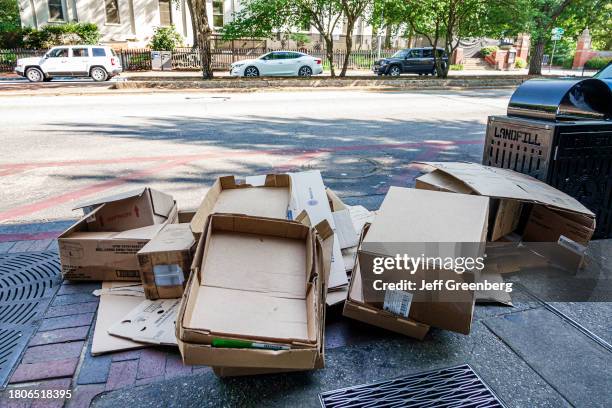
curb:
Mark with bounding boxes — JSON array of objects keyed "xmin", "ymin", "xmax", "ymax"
[{"xmin": 114, "ymin": 77, "xmax": 531, "ymax": 91}]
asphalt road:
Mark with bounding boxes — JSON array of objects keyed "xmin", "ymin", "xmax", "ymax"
[{"xmin": 0, "ymin": 88, "xmax": 511, "ymax": 230}]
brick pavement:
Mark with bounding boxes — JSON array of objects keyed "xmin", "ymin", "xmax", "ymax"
[{"xmin": 0, "ymin": 238, "xmax": 210, "ymax": 408}]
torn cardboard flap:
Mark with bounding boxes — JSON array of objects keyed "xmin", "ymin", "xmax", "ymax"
[
  {"xmin": 190, "ymin": 174, "xmax": 292, "ymax": 236},
  {"xmin": 91, "ymin": 282, "xmax": 147, "ymax": 355},
  {"xmin": 108, "ymin": 298, "xmax": 179, "ymax": 346},
  {"xmin": 418, "ymin": 162, "xmax": 594, "ymax": 216}
]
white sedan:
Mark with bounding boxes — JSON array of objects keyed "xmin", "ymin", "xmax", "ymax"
[{"xmin": 230, "ymin": 51, "xmax": 323, "ymax": 77}]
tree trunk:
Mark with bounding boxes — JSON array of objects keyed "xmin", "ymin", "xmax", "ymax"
[
  {"xmin": 324, "ymin": 36, "xmax": 335, "ymax": 77},
  {"xmin": 384, "ymin": 25, "xmax": 392, "ymax": 49},
  {"xmin": 340, "ymin": 20, "xmax": 355, "ymax": 77},
  {"xmin": 528, "ymin": 38, "xmax": 545, "ymax": 75},
  {"xmin": 192, "ymin": 0, "xmax": 213, "ymax": 79},
  {"xmin": 186, "ymin": 0, "xmax": 198, "ymax": 49}
]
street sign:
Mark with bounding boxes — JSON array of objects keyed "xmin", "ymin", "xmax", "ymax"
[
  {"xmin": 552, "ymin": 34, "xmax": 562, "ymax": 41},
  {"xmin": 551, "ymin": 27, "xmax": 565, "ymax": 35}
]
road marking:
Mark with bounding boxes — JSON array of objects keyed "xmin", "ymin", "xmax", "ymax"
[{"xmin": 0, "ymin": 140, "xmax": 482, "ymax": 222}]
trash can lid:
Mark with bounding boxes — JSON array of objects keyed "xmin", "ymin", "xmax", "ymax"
[{"xmin": 508, "ymin": 78, "xmax": 612, "ymax": 121}]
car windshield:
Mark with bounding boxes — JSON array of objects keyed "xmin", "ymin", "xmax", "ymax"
[
  {"xmin": 594, "ymin": 63, "xmax": 612, "ymax": 79},
  {"xmin": 391, "ymin": 50, "xmax": 408, "ymax": 58},
  {"xmin": 259, "ymin": 53, "xmax": 273, "ymax": 60}
]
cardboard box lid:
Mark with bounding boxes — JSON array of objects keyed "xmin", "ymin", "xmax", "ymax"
[
  {"xmin": 138, "ymin": 223, "xmax": 194, "ymax": 254},
  {"xmin": 363, "ymin": 187, "xmax": 489, "ymax": 244},
  {"xmin": 418, "ymin": 162, "xmax": 594, "ymax": 217},
  {"xmin": 73, "ymin": 187, "xmax": 175, "ymax": 218},
  {"xmin": 190, "ymin": 174, "xmax": 291, "ymax": 236},
  {"xmin": 108, "ymin": 298, "xmax": 179, "ymax": 346}
]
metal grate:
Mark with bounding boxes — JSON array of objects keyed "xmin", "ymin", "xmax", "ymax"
[
  {"xmin": 0, "ymin": 252, "xmax": 61, "ymax": 388},
  {"xmin": 319, "ymin": 364, "xmax": 506, "ymax": 408}
]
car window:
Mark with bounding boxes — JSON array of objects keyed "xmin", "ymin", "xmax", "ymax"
[
  {"xmin": 407, "ymin": 49, "xmax": 422, "ymax": 58},
  {"xmin": 72, "ymin": 48, "xmax": 89, "ymax": 57},
  {"xmin": 92, "ymin": 48, "xmax": 107, "ymax": 57},
  {"xmin": 48, "ymin": 48, "xmax": 68, "ymax": 58},
  {"xmin": 391, "ymin": 50, "xmax": 409, "ymax": 59},
  {"xmin": 594, "ymin": 63, "xmax": 612, "ymax": 79},
  {"xmin": 422, "ymin": 49, "xmax": 433, "ymax": 58}
]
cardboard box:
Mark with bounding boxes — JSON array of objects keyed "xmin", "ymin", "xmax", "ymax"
[
  {"xmin": 357, "ymin": 187, "xmax": 489, "ymax": 335},
  {"xmin": 137, "ymin": 223, "xmax": 195, "ymax": 299},
  {"xmin": 75, "ymin": 188, "xmax": 175, "ymax": 232},
  {"xmin": 190, "ymin": 174, "xmax": 292, "ymax": 237},
  {"xmin": 177, "ymin": 213, "xmax": 332, "ymax": 370},
  {"xmin": 344, "ymin": 259, "xmax": 430, "ymax": 340},
  {"xmin": 59, "ymin": 189, "xmax": 177, "ymax": 281},
  {"xmin": 415, "ymin": 162, "xmax": 596, "ymax": 265}
]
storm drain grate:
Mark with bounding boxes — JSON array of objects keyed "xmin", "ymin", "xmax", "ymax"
[
  {"xmin": 0, "ymin": 252, "xmax": 62, "ymax": 388},
  {"xmin": 319, "ymin": 364, "xmax": 506, "ymax": 408}
]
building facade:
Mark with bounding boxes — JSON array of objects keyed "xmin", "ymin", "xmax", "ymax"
[{"xmin": 17, "ymin": 0, "xmax": 389, "ymax": 49}]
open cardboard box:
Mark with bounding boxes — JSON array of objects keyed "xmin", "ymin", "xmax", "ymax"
[
  {"xmin": 415, "ymin": 162, "xmax": 596, "ymax": 270},
  {"xmin": 137, "ymin": 223, "xmax": 195, "ymax": 299},
  {"xmin": 176, "ymin": 213, "xmax": 333, "ymax": 370},
  {"xmin": 189, "ymin": 174, "xmax": 292, "ymax": 237},
  {"xmin": 59, "ymin": 188, "xmax": 177, "ymax": 281},
  {"xmin": 357, "ymin": 187, "xmax": 489, "ymax": 335}
]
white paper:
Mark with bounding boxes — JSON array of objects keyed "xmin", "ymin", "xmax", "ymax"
[{"xmin": 383, "ymin": 290, "xmax": 413, "ymax": 317}]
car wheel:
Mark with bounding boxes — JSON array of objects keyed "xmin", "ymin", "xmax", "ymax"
[
  {"xmin": 244, "ymin": 66, "xmax": 259, "ymax": 77},
  {"xmin": 388, "ymin": 65, "xmax": 401, "ymax": 77},
  {"xmin": 90, "ymin": 67, "xmax": 108, "ymax": 82},
  {"xmin": 25, "ymin": 67, "xmax": 44, "ymax": 82},
  {"xmin": 298, "ymin": 66, "xmax": 312, "ymax": 77}
]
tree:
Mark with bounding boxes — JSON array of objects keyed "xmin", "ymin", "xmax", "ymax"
[
  {"xmin": 339, "ymin": 0, "xmax": 371, "ymax": 76},
  {"xmin": 222, "ymin": 0, "xmax": 348, "ymax": 76},
  {"xmin": 149, "ymin": 25, "xmax": 183, "ymax": 51},
  {"xmin": 0, "ymin": 0, "xmax": 20, "ymax": 31},
  {"xmin": 189, "ymin": 0, "xmax": 214, "ymax": 79}
]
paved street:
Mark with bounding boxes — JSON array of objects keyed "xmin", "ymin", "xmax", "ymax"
[{"xmin": 0, "ymin": 88, "xmax": 508, "ymax": 231}]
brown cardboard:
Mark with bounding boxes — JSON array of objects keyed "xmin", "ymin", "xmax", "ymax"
[
  {"xmin": 344, "ymin": 261, "xmax": 430, "ymax": 340},
  {"xmin": 177, "ymin": 214, "xmax": 331, "ymax": 370},
  {"xmin": 190, "ymin": 174, "xmax": 291, "ymax": 237},
  {"xmin": 137, "ymin": 223, "xmax": 195, "ymax": 299},
  {"xmin": 357, "ymin": 187, "xmax": 489, "ymax": 335},
  {"xmin": 59, "ymin": 191, "xmax": 177, "ymax": 282},
  {"xmin": 415, "ymin": 162, "xmax": 596, "ymax": 266},
  {"xmin": 75, "ymin": 188, "xmax": 175, "ymax": 232},
  {"xmin": 108, "ymin": 298, "xmax": 179, "ymax": 345},
  {"xmin": 91, "ymin": 282, "xmax": 147, "ymax": 355}
]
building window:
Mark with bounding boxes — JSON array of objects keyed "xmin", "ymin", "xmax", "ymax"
[
  {"xmin": 213, "ymin": 0, "xmax": 223, "ymax": 27},
  {"xmin": 48, "ymin": 0, "xmax": 65, "ymax": 21},
  {"xmin": 104, "ymin": 0, "xmax": 120, "ymax": 24},
  {"xmin": 159, "ymin": 0, "xmax": 172, "ymax": 26}
]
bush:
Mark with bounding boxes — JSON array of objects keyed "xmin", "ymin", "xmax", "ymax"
[
  {"xmin": 449, "ymin": 64, "xmax": 463, "ymax": 71},
  {"xmin": 480, "ymin": 46, "xmax": 498, "ymax": 56},
  {"xmin": 22, "ymin": 23, "xmax": 100, "ymax": 48},
  {"xmin": 514, "ymin": 57, "xmax": 526, "ymax": 68},
  {"xmin": 584, "ymin": 57, "xmax": 612, "ymax": 70},
  {"xmin": 148, "ymin": 26, "xmax": 183, "ymax": 51}
]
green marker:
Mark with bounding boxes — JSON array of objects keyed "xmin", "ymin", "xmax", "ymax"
[{"xmin": 211, "ymin": 338, "xmax": 290, "ymax": 351}]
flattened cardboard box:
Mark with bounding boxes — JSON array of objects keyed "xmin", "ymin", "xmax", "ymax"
[
  {"xmin": 177, "ymin": 213, "xmax": 332, "ymax": 370},
  {"xmin": 59, "ymin": 188, "xmax": 177, "ymax": 281},
  {"xmin": 137, "ymin": 223, "xmax": 195, "ymax": 299},
  {"xmin": 358, "ymin": 187, "xmax": 489, "ymax": 335},
  {"xmin": 415, "ymin": 162, "xmax": 595, "ymax": 266},
  {"xmin": 190, "ymin": 174, "xmax": 292, "ymax": 237}
]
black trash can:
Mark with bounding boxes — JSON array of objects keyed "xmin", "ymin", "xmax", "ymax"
[{"xmin": 483, "ymin": 78, "xmax": 612, "ymax": 238}]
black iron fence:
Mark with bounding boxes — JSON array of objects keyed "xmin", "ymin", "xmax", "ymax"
[{"xmin": 1, "ymin": 47, "xmax": 400, "ymax": 73}]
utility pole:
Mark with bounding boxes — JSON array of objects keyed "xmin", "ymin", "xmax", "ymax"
[{"xmin": 377, "ymin": 10, "xmax": 384, "ymax": 60}]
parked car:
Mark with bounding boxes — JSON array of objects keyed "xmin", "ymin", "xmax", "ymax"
[
  {"xmin": 230, "ymin": 51, "xmax": 323, "ymax": 77},
  {"xmin": 373, "ymin": 48, "xmax": 448, "ymax": 76},
  {"xmin": 15, "ymin": 45, "xmax": 122, "ymax": 82}
]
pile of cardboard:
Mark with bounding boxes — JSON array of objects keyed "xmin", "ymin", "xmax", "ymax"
[{"xmin": 57, "ymin": 163, "xmax": 595, "ymax": 375}]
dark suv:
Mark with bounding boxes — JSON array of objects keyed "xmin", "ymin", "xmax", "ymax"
[{"xmin": 373, "ymin": 48, "xmax": 448, "ymax": 76}]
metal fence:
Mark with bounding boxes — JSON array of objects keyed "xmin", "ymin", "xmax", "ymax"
[{"xmin": 1, "ymin": 47, "xmax": 400, "ymax": 73}]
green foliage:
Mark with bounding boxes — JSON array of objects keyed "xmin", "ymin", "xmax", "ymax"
[
  {"xmin": 148, "ymin": 25, "xmax": 183, "ymax": 51},
  {"xmin": 22, "ymin": 23, "xmax": 100, "ymax": 49},
  {"xmin": 289, "ymin": 32, "xmax": 311, "ymax": 46},
  {"xmin": 449, "ymin": 64, "xmax": 463, "ymax": 70},
  {"xmin": 514, "ymin": 57, "xmax": 527, "ymax": 68},
  {"xmin": 585, "ymin": 57, "xmax": 612, "ymax": 70},
  {"xmin": 0, "ymin": 0, "xmax": 20, "ymax": 31},
  {"xmin": 480, "ymin": 46, "xmax": 498, "ymax": 56}
]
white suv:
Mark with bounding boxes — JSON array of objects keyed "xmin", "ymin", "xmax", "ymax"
[{"xmin": 15, "ymin": 45, "xmax": 122, "ymax": 82}]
